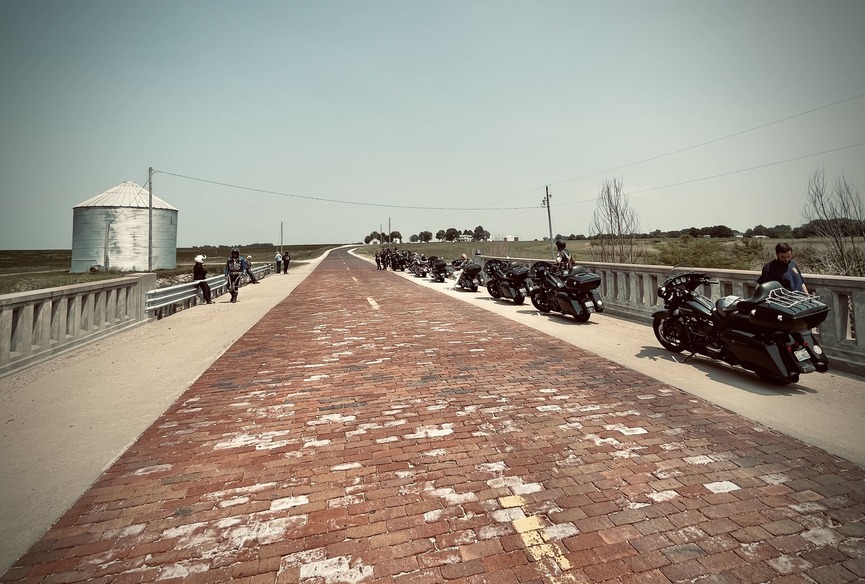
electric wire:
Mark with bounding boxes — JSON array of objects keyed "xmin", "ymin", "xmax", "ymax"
[
  {"xmin": 555, "ymin": 141, "xmax": 865, "ymax": 208},
  {"xmin": 546, "ymin": 91, "xmax": 865, "ymax": 189},
  {"xmin": 155, "ymin": 91, "xmax": 865, "ymax": 212}
]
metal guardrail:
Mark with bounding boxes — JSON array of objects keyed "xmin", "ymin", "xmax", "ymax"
[{"xmin": 145, "ymin": 265, "xmax": 271, "ymax": 318}]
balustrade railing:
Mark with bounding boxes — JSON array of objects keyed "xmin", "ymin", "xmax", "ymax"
[
  {"xmin": 479, "ymin": 256, "xmax": 865, "ymax": 377},
  {"xmin": 0, "ymin": 274, "xmax": 156, "ymax": 377}
]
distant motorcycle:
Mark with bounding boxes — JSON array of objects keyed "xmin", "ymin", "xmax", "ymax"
[
  {"xmin": 409, "ymin": 255, "xmax": 429, "ymax": 277},
  {"xmin": 653, "ymin": 271, "xmax": 829, "ymax": 385},
  {"xmin": 453, "ymin": 259, "xmax": 483, "ymax": 292},
  {"xmin": 529, "ymin": 261, "xmax": 604, "ymax": 322},
  {"xmin": 483, "ymin": 259, "xmax": 534, "ymax": 305},
  {"xmin": 428, "ymin": 256, "xmax": 450, "ymax": 283}
]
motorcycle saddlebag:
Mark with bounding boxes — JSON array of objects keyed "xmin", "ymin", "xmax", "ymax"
[
  {"xmin": 565, "ymin": 272, "xmax": 601, "ymax": 292},
  {"xmin": 462, "ymin": 262, "xmax": 482, "ymax": 277},
  {"xmin": 505, "ymin": 266, "xmax": 529, "ymax": 281},
  {"xmin": 432, "ymin": 258, "xmax": 448, "ymax": 271},
  {"xmin": 720, "ymin": 329, "xmax": 787, "ymax": 377}
]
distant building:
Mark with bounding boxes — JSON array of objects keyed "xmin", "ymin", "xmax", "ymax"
[
  {"xmin": 753, "ymin": 234, "xmax": 769, "ymax": 239},
  {"xmin": 503, "ymin": 235, "xmax": 519, "ymax": 242},
  {"xmin": 458, "ymin": 234, "xmax": 473, "ymax": 242},
  {"xmin": 71, "ymin": 181, "xmax": 178, "ymax": 273}
]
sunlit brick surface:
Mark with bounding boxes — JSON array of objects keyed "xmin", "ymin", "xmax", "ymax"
[{"xmin": 3, "ymin": 250, "xmax": 863, "ymax": 583}]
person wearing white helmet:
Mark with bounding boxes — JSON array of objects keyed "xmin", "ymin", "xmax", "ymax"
[
  {"xmin": 193, "ymin": 254, "xmax": 213, "ymax": 304},
  {"xmin": 223, "ymin": 248, "xmax": 248, "ymax": 303},
  {"xmin": 245, "ymin": 255, "xmax": 260, "ymax": 284}
]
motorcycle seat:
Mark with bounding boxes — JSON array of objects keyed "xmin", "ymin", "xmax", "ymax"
[
  {"xmin": 737, "ymin": 281, "xmax": 784, "ymax": 313},
  {"xmin": 715, "ymin": 295, "xmax": 741, "ymax": 317}
]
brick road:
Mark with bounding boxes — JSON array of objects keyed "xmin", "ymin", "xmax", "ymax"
[{"xmin": 3, "ymin": 249, "xmax": 863, "ymax": 584}]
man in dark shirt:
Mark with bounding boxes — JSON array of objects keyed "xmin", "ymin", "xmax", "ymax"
[{"xmin": 757, "ymin": 242, "xmax": 809, "ymax": 293}]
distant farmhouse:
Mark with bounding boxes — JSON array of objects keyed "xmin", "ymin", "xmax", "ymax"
[{"xmin": 503, "ymin": 235, "xmax": 519, "ymax": 241}]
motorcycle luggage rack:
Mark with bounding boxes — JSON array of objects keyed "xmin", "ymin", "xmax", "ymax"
[{"xmin": 764, "ymin": 288, "xmax": 818, "ymax": 309}]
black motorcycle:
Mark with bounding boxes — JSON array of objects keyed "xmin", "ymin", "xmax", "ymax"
[
  {"xmin": 483, "ymin": 259, "xmax": 534, "ymax": 305},
  {"xmin": 529, "ymin": 261, "xmax": 604, "ymax": 322},
  {"xmin": 453, "ymin": 259, "xmax": 483, "ymax": 292},
  {"xmin": 652, "ymin": 271, "xmax": 829, "ymax": 385},
  {"xmin": 409, "ymin": 254, "xmax": 429, "ymax": 277},
  {"xmin": 428, "ymin": 256, "xmax": 450, "ymax": 283}
]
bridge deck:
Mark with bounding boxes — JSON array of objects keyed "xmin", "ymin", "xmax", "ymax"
[{"xmin": 1, "ymin": 248, "xmax": 863, "ymax": 583}]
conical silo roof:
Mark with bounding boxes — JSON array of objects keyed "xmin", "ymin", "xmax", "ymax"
[{"xmin": 74, "ymin": 181, "xmax": 178, "ymax": 210}]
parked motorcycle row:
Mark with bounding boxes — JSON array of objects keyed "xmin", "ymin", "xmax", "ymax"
[{"xmin": 376, "ymin": 249, "xmax": 832, "ymax": 386}]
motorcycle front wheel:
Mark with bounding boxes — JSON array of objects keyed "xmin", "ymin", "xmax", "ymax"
[
  {"xmin": 531, "ymin": 291, "xmax": 553, "ymax": 312},
  {"xmin": 487, "ymin": 282, "xmax": 502, "ymax": 299},
  {"xmin": 653, "ymin": 315, "xmax": 687, "ymax": 353}
]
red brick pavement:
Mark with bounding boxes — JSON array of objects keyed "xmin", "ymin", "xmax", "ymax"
[{"xmin": 3, "ymin": 249, "xmax": 863, "ymax": 584}]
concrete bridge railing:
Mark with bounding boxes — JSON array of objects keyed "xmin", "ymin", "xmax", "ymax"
[
  {"xmin": 0, "ymin": 274, "xmax": 157, "ymax": 378},
  {"xmin": 0, "ymin": 265, "xmax": 273, "ymax": 378},
  {"xmin": 479, "ymin": 256, "xmax": 865, "ymax": 378}
]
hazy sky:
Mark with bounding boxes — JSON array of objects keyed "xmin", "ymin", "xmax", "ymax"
[{"xmin": 1, "ymin": 0, "xmax": 863, "ymax": 249}]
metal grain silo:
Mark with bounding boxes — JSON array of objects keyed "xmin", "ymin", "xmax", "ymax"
[{"xmin": 70, "ymin": 181, "xmax": 179, "ymax": 273}]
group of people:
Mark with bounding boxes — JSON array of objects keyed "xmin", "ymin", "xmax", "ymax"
[
  {"xmin": 274, "ymin": 251, "xmax": 291, "ymax": 274},
  {"xmin": 192, "ymin": 248, "xmax": 293, "ymax": 305},
  {"xmin": 374, "ymin": 247, "xmax": 401, "ymax": 270}
]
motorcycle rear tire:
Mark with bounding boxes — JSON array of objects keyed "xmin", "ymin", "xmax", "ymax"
[
  {"xmin": 471, "ymin": 284, "xmax": 478, "ymax": 292},
  {"xmin": 653, "ymin": 315, "xmax": 687, "ymax": 353},
  {"xmin": 513, "ymin": 294, "xmax": 525, "ymax": 305},
  {"xmin": 574, "ymin": 311, "xmax": 591, "ymax": 323}
]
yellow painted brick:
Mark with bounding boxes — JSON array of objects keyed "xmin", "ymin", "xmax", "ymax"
[
  {"xmin": 513, "ymin": 515, "xmax": 544, "ymax": 533},
  {"xmin": 520, "ymin": 530, "xmax": 544, "ymax": 547},
  {"xmin": 498, "ymin": 495, "xmax": 525, "ymax": 508}
]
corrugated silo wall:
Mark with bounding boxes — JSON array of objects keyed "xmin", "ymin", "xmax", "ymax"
[{"xmin": 71, "ymin": 207, "xmax": 177, "ymax": 272}]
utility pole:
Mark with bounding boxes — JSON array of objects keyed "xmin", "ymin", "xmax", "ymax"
[
  {"xmin": 148, "ymin": 167, "xmax": 153, "ymax": 271},
  {"xmin": 280, "ymin": 221, "xmax": 284, "ymax": 254},
  {"xmin": 543, "ymin": 185, "xmax": 554, "ymax": 259}
]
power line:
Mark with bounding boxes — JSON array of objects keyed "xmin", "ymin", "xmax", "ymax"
[
  {"xmin": 155, "ymin": 170, "xmax": 539, "ymax": 211},
  {"xmin": 154, "ymin": 91, "xmax": 865, "ymax": 213},
  {"xmin": 547, "ymin": 91, "xmax": 865, "ymax": 189},
  {"xmin": 556, "ymin": 141, "xmax": 865, "ymax": 207}
]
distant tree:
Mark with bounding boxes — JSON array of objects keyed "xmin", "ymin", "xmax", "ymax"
[
  {"xmin": 766, "ymin": 224, "xmax": 793, "ymax": 239},
  {"xmin": 802, "ymin": 169, "xmax": 865, "ymax": 276},
  {"xmin": 589, "ymin": 178, "xmax": 644, "ymax": 263},
  {"xmin": 707, "ymin": 225, "xmax": 734, "ymax": 238},
  {"xmin": 435, "ymin": 229, "xmax": 446, "ymax": 242},
  {"xmin": 473, "ymin": 225, "xmax": 489, "ymax": 241},
  {"xmin": 409, "ymin": 234, "xmax": 419, "ymax": 243},
  {"xmin": 390, "ymin": 231, "xmax": 402, "ymax": 243},
  {"xmin": 419, "ymin": 231, "xmax": 433, "ymax": 243},
  {"xmin": 445, "ymin": 228, "xmax": 460, "ymax": 242}
]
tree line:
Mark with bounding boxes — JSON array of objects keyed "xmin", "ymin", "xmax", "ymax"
[{"xmin": 364, "ymin": 226, "xmax": 492, "ymax": 244}]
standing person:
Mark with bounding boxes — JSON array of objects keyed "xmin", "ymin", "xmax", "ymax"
[
  {"xmin": 274, "ymin": 251, "xmax": 282, "ymax": 274},
  {"xmin": 193, "ymin": 254, "xmax": 213, "ymax": 304},
  {"xmin": 555, "ymin": 239, "xmax": 575, "ymax": 272},
  {"xmin": 374, "ymin": 251, "xmax": 382, "ymax": 270},
  {"xmin": 283, "ymin": 253, "xmax": 290, "ymax": 274},
  {"xmin": 758, "ymin": 242, "xmax": 809, "ymax": 293},
  {"xmin": 245, "ymin": 255, "xmax": 260, "ymax": 284},
  {"xmin": 224, "ymin": 248, "xmax": 247, "ymax": 303}
]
